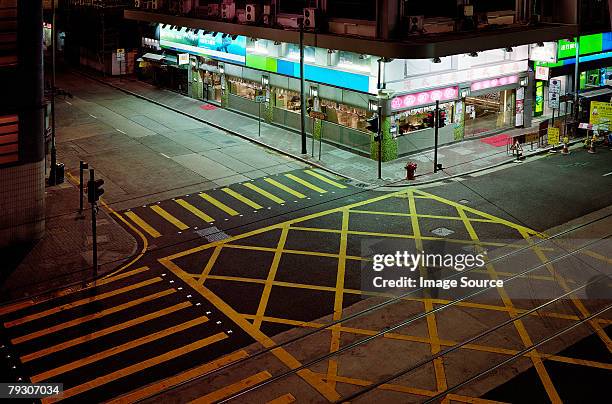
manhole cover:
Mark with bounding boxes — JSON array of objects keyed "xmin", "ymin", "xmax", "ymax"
[
  {"xmin": 458, "ymin": 199, "xmax": 470, "ymax": 204},
  {"xmin": 431, "ymin": 227, "xmax": 455, "ymax": 237},
  {"xmin": 196, "ymin": 226, "xmax": 230, "ymax": 242}
]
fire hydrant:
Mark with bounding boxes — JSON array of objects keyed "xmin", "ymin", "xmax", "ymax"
[{"xmin": 405, "ymin": 162, "xmax": 417, "ymax": 180}]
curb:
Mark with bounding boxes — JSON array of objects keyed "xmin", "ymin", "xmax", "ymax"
[
  {"xmin": 72, "ymin": 70, "xmax": 364, "ymax": 185},
  {"xmin": 73, "ymin": 70, "xmax": 585, "ymax": 190}
]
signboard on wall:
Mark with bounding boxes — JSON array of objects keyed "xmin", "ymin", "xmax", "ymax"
[
  {"xmin": 529, "ymin": 42, "xmax": 558, "ymax": 63},
  {"xmin": 160, "ymin": 26, "xmax": 247, "ymax": 65},
  {"xmin": 589, "ymin": 101, "xmax": 612, "ymax": 125},
  {"xmin": 557, "ymin": 32, "xmax": 612, "ymax": 60},
  {"xmin": 535, "ymin": 66, "xmax": 550, "ymax": 81},
  {"xmin": 547, "ymin": 127, "xmax": 560, "ymax": 145},
  {"xmin": 116, "ymin": 48, "xmax": 125, "ymax": 62},
  {"xmin": 178, "ymin": 53, "xmax": 189, "ymax": 65},
  {"xmin": 390, "ymin": 86, "xmax": 458, "ymax": 111}
]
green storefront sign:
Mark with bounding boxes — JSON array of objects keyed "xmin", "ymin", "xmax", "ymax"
[{"xmin": 557, "ymin": 33, "xmax": 604, "ymax": 60}]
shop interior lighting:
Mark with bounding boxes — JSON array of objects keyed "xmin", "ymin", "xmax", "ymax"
[
  {"xmin": 327, "ymin": 49, "xmax": 337, "ymax": 54},
  {"xmin": 505, "ymin": 47, "xmax": 513, "ymax": 52},
  {"xmin": 432, "ymin": 57, "xmax": 442, "ymax": 63},
  {"xmin": 537, "ymin": 42, "xmax": 545, "ymax": 47},
  {"xmin": 274, "ymin": 41, "xmax": 281, "ymax": 45},
  {"xmin": 468, "ymin": 52, "xmax": 478, "ymax": 57},
  {"xmin": 358, "ymin": 54, "xmax": 368, "ymax": 60}
]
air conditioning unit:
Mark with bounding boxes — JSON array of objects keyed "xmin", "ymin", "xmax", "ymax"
[
  {"xmin": 262, "ymin": 4, "xmax": 272, "ymax": 25},
  {"xmin": 207, "ymin": 4, "xmax": 219, "ymax": 18},
  {"xmin": 221, "ymin": 3, "xmax": 236, "ymax": 20},
  {"xmin": 407, "ymin": 15, "xmax": 424, "ymax": 33},
  {"xmin": 303, "ymin": 8, "xmax": 317, "ymax": 29},
  {"xmin": 245, "ymin": 4, "xmax": 261, "ymax": 23}
]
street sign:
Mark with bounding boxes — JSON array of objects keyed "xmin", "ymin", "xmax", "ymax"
[
  {"xmin": 116, "ymin": 48, "xmax": 125, "ymax": 62},
  {"xmin": 178, "ymin": 53, "xmax": 189, "ymax": 65},
  {"xmin": 308, "ymin": 111, "xmax": 326, "ymax": 120},
  {"xmin": 548, "ymin": 92, "xmax": 560, "ymax": 109},
  {"xmin": 547, "ymin": 127, "xmax": 560, "ymax": 145},
  {"xmin": 549, "ymin": 79, "xmax": 561, "ymax": 94},
  {"xmin": 535, "ymin": 66, "xmax": 549, "ymax": 81},
  {"xmin": 255, "ymin": 95, "xmax": 266, "ymax": 103}
]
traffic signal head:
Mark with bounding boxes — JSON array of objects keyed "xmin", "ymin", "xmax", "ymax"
[
  {"xmin": 366, "ymin": 114, "xmax": 379, "ymax": 133},
  {"xmin": 88, "ymin": 179, "xmax": 105, "ymax": 203}
]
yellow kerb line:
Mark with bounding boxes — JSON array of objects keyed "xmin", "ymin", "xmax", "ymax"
[
  {"xmin": 199, "ymin": 192, "xmax": 239, "ymax": 216},
  {"xmin": 243, "ymin": 182, "xmax": 285, "ymax": 204},
  {"xmin": 284, "ymin": 173, "xmax": 327, "ymax": 193},
  {"xmin": 175, "ymin": 198, "xmax": 215, "ymax": 223},
  {"xmin": 266, "ymin": 393, "xmax": 296, "ymax": 404},
  {"xmin": 150, "ymin": 205, "xmax": 189, "ymax": 230},
  {"xmin": 125, "ymin": 211, "xmax": 162, "ymax": 238},
  {"xmin": 304, "ymin": 169, "xmax": 347, "ymax": 188},
  {"xmin": 264, "ymin": 178, "xmax": 306, "ymax": 198},
  {"xmin": 222, "ymin": 187, "xmax": 263, "ymax": 209}
]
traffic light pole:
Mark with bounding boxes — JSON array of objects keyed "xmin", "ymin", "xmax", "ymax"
[
  {"xmin": 89, "ymin": 169, "xmax": 98, "ymax": 278},
  {"xmin": 49, "ymin": 0, "xmax": 57, "ymax": 185},
  {"xmin": 377, "ymin": 100, "xmax": 382, "ymax": 180},
  {"xmin": 434, "ymin": 100, "xmax": 440, "ymax": 173},
  {"xmin": 79, "ymin": 161, "xmax": 88, "ymax": 213}
]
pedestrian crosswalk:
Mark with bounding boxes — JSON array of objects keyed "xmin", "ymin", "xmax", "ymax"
[
  {"xmin": 121, "ymin": 169, "xmax": 351, "ymax": 239},
  {"xmin": 0, "ymin": 266, "xmax": 253, "ymax": 403}
]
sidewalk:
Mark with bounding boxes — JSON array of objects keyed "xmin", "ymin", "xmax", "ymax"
[
  {"xmin": 93, "ymin": 74, "xmax": 558, "ymax": 185},
  {"xmin": 0, "ymin": 179, "xmax": 138, "ymax": 303}
]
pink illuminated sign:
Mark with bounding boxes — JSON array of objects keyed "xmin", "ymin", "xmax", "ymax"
[
  {"xmin": 470, "ymin": 75, "xmax": 518, "ymax": 91},
  {"xmin": 391, "ymin": 86, "xmax": 459, "ymax": 111}
]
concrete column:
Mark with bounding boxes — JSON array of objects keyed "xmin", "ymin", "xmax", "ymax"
[
  {"xmin": 377, "ymin": 0, "xmax": 400, "ymax": 40},
  {"xmin": 0, "ymin": 0, "xmax": 46, "ymax": 247}
]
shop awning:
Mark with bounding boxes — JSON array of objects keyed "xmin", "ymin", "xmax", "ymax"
[{"xmin": 579, "ymin": 86, "xmax": 612, "ymax": 99}]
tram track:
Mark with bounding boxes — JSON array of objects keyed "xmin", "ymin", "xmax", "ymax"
[{"xmin": 138, "ymin": 213, "xmax": 612, "ymax": 403}]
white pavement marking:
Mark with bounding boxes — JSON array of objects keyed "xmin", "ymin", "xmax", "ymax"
[
  {"xmin": 603, "ymin": 171, "xmax": 612, "ymax": 177},
  {"xmin": 160, "ymin": 153, "xmax": 170, "ymax": 159},
  {"xmin": 116, "ymin": 128, "xmax": 127, "ymax": 134},
  {"xmin": 89, "ymin": 114, "xmax": 97, "ymax": 119},
  {"xmin": 65, "ymin": 101, "xmax": 72, "ymax": 105}
]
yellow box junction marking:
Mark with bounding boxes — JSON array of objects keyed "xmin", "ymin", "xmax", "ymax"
[
  {"xmin": 200, "ymin": 192, "xmax": 239, "ymax": 216},
  {"xmin": 284, "ymin": 173, "xmax": 327, "ymax": 193},
  {"xmin": 243, "ymin": 182, "xmax": 285, "ymax": 204},
  {"xmin": 456, "ymin": 207, "xmax": 562, "ymax": 404},
  {"xmin": 189, "ymin": 371, "xmax": 272, "ymax": 404},
  {"xmin": 175, "ymin": 198, "xmax": 215, "ymax": 223},
  {"xmin": 304, "ymin": 170, "xmax": 347, "ymax": 188},
  {"xmin": 125, "ymin": 211, "xmax": 162, "ymax": 238},
  {"xmin": 222, "ymin": 187, "xmax": 263, "ymax": 210},
  {"xmin": 407, "ymin": 189, "xmax": 448, "ymax": 393},
  {"xmin": 150, "ymin": 204, "xmax": 189, "ymax": 230},
  {"xmin": 108, "ymin": 350, "xmax": 249, "ymax": 404},
  {"xmin": 158, "ymin": 258, "xmax": 341, "ymax": 402},
  {"xmin": 42, "ymin": 332, "xmax": 228, "ymax": 404},
  {"xmin": 266, "ymin": 393, "xmax": 296, "ymax": 404},
  {"xmin": 264, "ymin": 178, "xmax": 306, "ymax": 198}
]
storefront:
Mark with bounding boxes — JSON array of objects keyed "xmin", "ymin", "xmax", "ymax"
[
  {"xmin": 464, "ymin": 76, "xmax": 519, "ymax": 137},
  {"xmin": 532, "ymin": 32, "xmax": 612, "ymax": 119}
]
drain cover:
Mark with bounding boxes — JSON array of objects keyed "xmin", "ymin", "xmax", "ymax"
[
  {"xmin": 196, "ymin": 226, "xmax": 230, "ymax": 242},
  {"xmin": 431, "ymin": 227, "xmax": 455, "ymax": 237}
]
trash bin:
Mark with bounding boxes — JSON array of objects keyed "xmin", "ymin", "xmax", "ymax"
[{"xmin": 55, "ymin": 162, "xmax": 65, "ymax": 184}]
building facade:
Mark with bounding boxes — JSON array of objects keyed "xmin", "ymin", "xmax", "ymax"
[{"xmin": 0, "ymin": 0, "xmax": 46, "ymax": 247}]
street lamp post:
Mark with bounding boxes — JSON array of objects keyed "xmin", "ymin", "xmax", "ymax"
[
  {"xmin": 48, "ymin": 0, "xmax": 58, "ymax": 185},
  {"xmin": 299, "ymin": 17, "xmax": 307, "ymax": 154}
]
